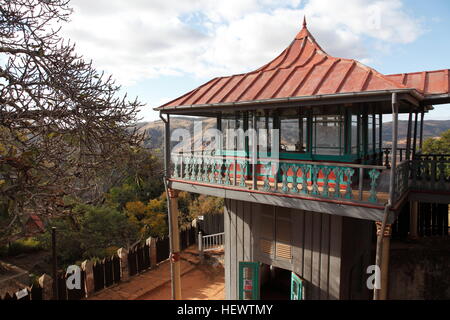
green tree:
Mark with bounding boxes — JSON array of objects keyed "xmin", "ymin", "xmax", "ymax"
[
  {"xmin": 106, "ymin": 149, "xmax": 164, "ymax": 210},
  {"xmin": 0, "ymin": 1, "xmax": 144, "ymax": 244},
  {"xmin": 125, "ymin": 194, "xmax": 168, "ymax": 239},
  {"xmin": 188, "ymin": 195, "xmax": 224, "ymax": 220},
  {"xmin": 422, "ymin": 129, "xmax": 450, "ymax": 154},
  {"xmin": 39, "ymin": 202, "xmax": 139, "ymax": 265}
]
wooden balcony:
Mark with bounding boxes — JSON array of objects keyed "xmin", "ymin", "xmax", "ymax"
[
  {"xmin": 168, "ymin": 152, "xmax": 397, "ymax": 221},
  {"xmin": 169, "ymin": 151, "xmax": 450, "ymax": 221}
]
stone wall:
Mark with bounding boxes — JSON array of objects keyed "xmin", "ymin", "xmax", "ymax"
[{"xmin": 388, "ymin": 238, "xmax": 450, "ymax": 300}]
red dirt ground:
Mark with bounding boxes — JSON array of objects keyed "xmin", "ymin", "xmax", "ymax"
[{"xmin": 138, "ymin": 264, "xmax": 225, "ymax": 300}]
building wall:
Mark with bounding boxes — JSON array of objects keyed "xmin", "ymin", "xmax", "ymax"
[{"xmin": 224, "ymin": 199, "xmax": 373, "ymax": 300}]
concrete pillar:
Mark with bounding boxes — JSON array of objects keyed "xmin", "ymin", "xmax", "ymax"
[
  {"xmin": 116, "ymin": 248, "xmax": 129, "ymax": 282},
  {"xmin": 375, "ymin": 222, "xmax": 392, "ymax": 300},
  {"xmin": 168, "ymin": 188, "xmax": 182, "ymax": 300},
  {"xmin": 147, "ymin": 237, "xmax": 157, "ymax": 268},
  {"xmin": 410, "ymin": 201, "xmax": 419, "ymax": 239},
  {"xmin": 38, "ymin": 274, "xmax": 53, "ymax": 300},
  {"xmin": 81, "ymin": 260, "xmax": 94, "ymax": 298}
]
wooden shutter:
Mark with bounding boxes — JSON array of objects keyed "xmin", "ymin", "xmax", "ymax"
[
  {"xmin": 275, "ymin": 211, "xmax": 292, "ymax": 260},
  {"xmin": 260, "ymin": 210, "xmax": 274, "ymax": 256}
]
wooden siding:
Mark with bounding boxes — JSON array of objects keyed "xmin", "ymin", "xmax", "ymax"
[
  {"xmin": 223, "ymin": 199, "xmax": 376, "ymax": 300},
  {"xmin": 224, "ymin": 199, "xmax": 256, "ymax": 299}
]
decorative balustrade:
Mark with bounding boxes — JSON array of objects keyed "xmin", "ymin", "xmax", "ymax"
[
  {"xmin": 171, "ymin": 152, "xmax": 389, "ymax": 205},
  {"xmin": 393, "ymin": 160, "xmax": 410, "ymax": 202},
  {"xmin": 382, "ymin": 147, "xmax": 408, "ymax": 168},
  {"xmin": 410, "ymin": 154, "xmax": 450, "ymax": 191}
]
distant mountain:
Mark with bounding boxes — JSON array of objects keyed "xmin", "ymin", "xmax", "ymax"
[
  {"xmin": 139, "ymin": 116, "xmax": 215, "ymax": 151},
  {"xmin": 138, "ymin": 117, "xmax": 450, "ymax": 150},
  {"xmin": 382, "ymin": 120, "xmax": 450, "ymax": 147}
]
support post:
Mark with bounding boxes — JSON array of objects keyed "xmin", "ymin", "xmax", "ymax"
[
  {"xmin": 419, "ymin": 111, "xmax": 425, "ymax": 152},
  {"xmin": 405, "ymin": 112, "xmax": 412, "ymax": 160},
  {"xmin": 375, "ymin": 222, "xmax": 392, "ymax": 300},
  {"xmin": 412, "ymin": 112, "xmax": 418, "ymax": 158},
  {"xmin": 168, "ymin": 188, "xmax": 182, "ymax": 300},
  {"xmin": 252, "ymin": 111, "xmax": 258, "ymax": 190},
  {"xmin": 409, "ymin": 201, "xmax": 419, "ymax": 239},
  {"xmin": 374, "ymin": 92, "xmax": 397, "ymax": 300}
]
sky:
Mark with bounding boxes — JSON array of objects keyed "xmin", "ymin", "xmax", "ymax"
[{"xmin": 61, "ymin": 0, "xmax": 450, "ymax": 122}]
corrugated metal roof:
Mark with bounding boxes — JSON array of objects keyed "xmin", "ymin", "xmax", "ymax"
[
  {"xmin": 158, "ymin": 20, "xmax": 449, "ymax": 109},
  {"xmin": 386, "ymin": 69, "xmax": 450, "ymax": 95}
]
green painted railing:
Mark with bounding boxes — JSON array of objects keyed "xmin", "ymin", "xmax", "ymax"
[{"xmin": 171, "ymin": 152, "xmax": 389, "ymax": 205}]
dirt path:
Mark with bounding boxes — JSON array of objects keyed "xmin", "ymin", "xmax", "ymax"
[
  {"xmin": 89, "ymin": 247, "xmax": 225, "ymax": 300},
  {"xmin": 138, "ymin": 264, "xmax": 225, "ymax": 300}
]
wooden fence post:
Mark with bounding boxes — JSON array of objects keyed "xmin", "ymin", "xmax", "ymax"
[
  {"xmin": 186, "ymin": 226, "xmax": 191, "ymax": 247},
  {"xmin": 38, "ymin": 274, "xmax": 53, "ymax": 300},
  {"xmin": 198, "ymin": 231, "xmax": 204, "ymax": 263},
  {"xmin": 81, "ymin": 260, "xmax": 94, "ymax": 298},
  {"xmin": 149, "ymin": 237, "xmax": 157, "ymax": 268},
  {"xmin": 117, "ymin": 248, "xmax": 130, "ymax": 281}
]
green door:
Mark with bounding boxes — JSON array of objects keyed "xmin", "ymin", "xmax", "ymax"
[
  {"xmin": 238, "ymin": 262, "xmax": 260, "ymax": 300},
  {"xmin": 291, "ymin": 272, "xmax": 304, "ymax": 300}
]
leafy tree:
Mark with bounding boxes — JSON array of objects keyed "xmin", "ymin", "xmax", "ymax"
[
  {"xmin": 422, "ymin": 129, "xmax": 450, "ymax": 154},
  {"xmin": 106, "ymin": 149, "xmax": 164, "ymax": 210},
  {"xmin": 39, "ymin": 202, "xmax": 139, "ymax": 265},
  {"xmin": 0, "ymin": 0, "xmax": 144, "ymax": 244},
  {"xmin": 188, "ymin": 195, "xmax": 224, "ymax": 220},
  {"xmin": 125, "ymin": 194, "xmax": 168, "ymax": 239}
]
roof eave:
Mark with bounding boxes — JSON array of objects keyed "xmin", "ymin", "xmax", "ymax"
[{"xmin": 155, "ymin": 88, "xmax": 424, "ymax": 113}]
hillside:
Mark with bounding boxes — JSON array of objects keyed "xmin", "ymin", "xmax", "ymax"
[{"xmin": 139, "ymin": 117, "xmax": 450, "ymax": 150}]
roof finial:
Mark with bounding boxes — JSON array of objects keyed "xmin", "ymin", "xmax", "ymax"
[{"xmin": 303, "ymin": 15, "xmax": 307, "ymax": 28}]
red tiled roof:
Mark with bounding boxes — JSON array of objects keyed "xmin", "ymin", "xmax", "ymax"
[{"xmin": 158, "ymin": 20, "xmax": 448, "ymax": 109}]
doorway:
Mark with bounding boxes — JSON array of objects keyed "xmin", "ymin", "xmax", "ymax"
[{"xmin": 260, "ymin": 264, "xmax": 291, "ymax": 300}]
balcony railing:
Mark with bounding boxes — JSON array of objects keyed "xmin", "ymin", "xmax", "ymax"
[
  {"xmin": 410, "ymin": 154, "xmax": 450, "ymax": 191},
  {"xmin": 382, "ymin": 147, "xmax": 408, "ymax": 168},
  {"xmin": 171, "ymin": 152, "xmax": 389, "ymax": 206}
]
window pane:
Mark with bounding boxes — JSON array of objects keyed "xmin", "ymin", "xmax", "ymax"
[
  {"xmin": 257, "ymin": 116, "xmax": 273, "ymax": 152},
  {"xmin": 368, "ymin": 115, "xmax": 373, "ymax": 153},
  {"xmin": 375, "ymin": 114, "xmax": 380, "ymax": 150},
  {"xmin": 351, "ymin": 114, "xmax": 358, "ymax": 154},
  {"xmin": 313, "ymin": 115, "xmax": 344, "ymax": 155},
  {"xmin": 280, "ymin": 116, "xmax": 307, "ymax": 152}
]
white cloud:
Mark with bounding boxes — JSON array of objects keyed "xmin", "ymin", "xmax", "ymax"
[{"xmin": 62, "ymin": 0, "xmax": 423, "ymax": 86}]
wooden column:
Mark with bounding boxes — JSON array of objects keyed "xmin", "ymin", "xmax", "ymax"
[
  {"xmin": 375, "ymin": 222, "xmax": 392, "ymax": 300},
  {"xmin": 405, "ymin": 112, "xmax": 412, "ymax": 160},
  {"xmin": 412, "ymin": 112, "xmax": 418, "ymax": 158},
  {"xmin": 168, "ymin": 188, "xmax": 182, "ymax": 300},
  {"xmin": 419, "ymin": 111, "xmax": 425, "ymax": 152},
  {"xmin": 409, "ymin": 201, "xmax": 419, "ymax": 239},
  {"xmin": 252, "ymin": 111, "xmax": 257, "ymax": 190}
]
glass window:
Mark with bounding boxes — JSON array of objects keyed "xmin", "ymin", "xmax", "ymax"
[
  {"xmin": 375, "ymin": 114, "xmax": 380, "ymax": 151},
  {"xmin": 222, "ymin": 116, "xmax": 236, "ymax": 150},
  {"xmin": 312, "ymin": 115, "xmax": 344, "ymax": 155},
  {"xmin": 368, "ymin": 114, "xmax": 373, "ymax": 153},
  {"xmin": 280, "ymin": 116, "xmax": 307, "ymax": 153},
  {"xmin": 351, "ymin": 114, "xmax": 359, "ymax": 154},
  {"xmin": 257, "ymin": 115, "xmax": 273, "ymax": 152}
]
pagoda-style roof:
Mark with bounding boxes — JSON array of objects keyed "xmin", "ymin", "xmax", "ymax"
[{"xmin": 157, "ymin": 19, "xmax": 450, "ymax": 110}]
